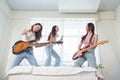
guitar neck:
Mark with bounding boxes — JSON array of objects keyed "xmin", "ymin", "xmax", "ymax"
[
  {"xmin": 52, "ymin": 41, "xmax": 63, "ymax": 44},
  {"xmin": 80, "ymin": 43, "xmax": 100, "ymax": 52},
  {"xmin": 35, "ymin": 42, "xmax": 50, "ymax": 47},
  {"xmin": 81, "ymin": 47, "xmax": 91, "ymax": 52},
  {"xmin": 35, "ymin": 41, "xmax": 63, "ymax": 47}
]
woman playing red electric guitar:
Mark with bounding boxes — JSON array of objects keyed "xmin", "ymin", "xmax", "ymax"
[{"xmin": 74, "ymin": 23, "xmax": 98, "ymax": 68}]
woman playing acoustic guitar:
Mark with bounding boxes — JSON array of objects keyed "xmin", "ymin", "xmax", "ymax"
[
  {"xmin": 12, "ymin": 23, "xmax": 43, "ymax": 68},
  {"xmin": 74, "ymin": 23, "xmax": 98, "ymax": 68},
  {"xmin": 45, "ymin": 25, "xmax": 63, "ymax": 66}
]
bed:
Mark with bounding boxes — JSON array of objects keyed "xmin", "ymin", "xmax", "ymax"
[{"xmin": 5, "ymin": 66, "xmax": 102, "ymax": 80}]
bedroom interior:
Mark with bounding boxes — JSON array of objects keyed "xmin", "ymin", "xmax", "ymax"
[{"xmin": 0, "ymin": 0, "xmax": 120, "ymax": 80}]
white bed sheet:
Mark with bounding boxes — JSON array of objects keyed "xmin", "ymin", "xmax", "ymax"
[
  {"xmin": 6, "ymin": 66, "xmax": 100, "ymax": 80},
  {"xmin": 32, "ymin": 66, "xmax": 97, "ymax": 76},
  {"xmin": 8, "ymin": 73, "xmax": 97, "ymax": 80}
]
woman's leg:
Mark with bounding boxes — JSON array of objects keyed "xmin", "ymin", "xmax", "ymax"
[
  {"xmin": 26, "ymin": 48, "xmax": 38, "ymax": 66},
  {"xmin": 44, "ymin": 46, "xmax": 52, "ymax": 66},
  {"xmin": 51, "ymin": 49, "xmax": 61, "ymax": 66},
  {"xmin": 12, "ymin": 52, "xmax": 26, "ymax": 68},
  {"xmin": 74, "ymin": 56, "xmax": 86, "ymax": 67},
  {"xmin": 85, "ymin": 49, "xmax": 97, "ymax": 68}
]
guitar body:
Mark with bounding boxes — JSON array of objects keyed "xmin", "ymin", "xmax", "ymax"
[
  {"xmin": 72, "ymin": 46, "xmax": 89, "ymax": 60},
  {"xmin": 12, "ymin": 40, "xmax": 31, "ymax": 54},
  {"xmin": 12, "ymin": 40, "xmax": 64, "ymax": 54}
]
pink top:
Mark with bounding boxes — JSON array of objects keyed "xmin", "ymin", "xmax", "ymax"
[{"xmin": 83, "ymin": 34, "xmax": 95, "ymax": 47}]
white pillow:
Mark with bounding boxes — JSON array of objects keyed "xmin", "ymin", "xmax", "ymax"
[{"xmin": 4, "ymin": 66, "xmax": 32, "ymax": 77}]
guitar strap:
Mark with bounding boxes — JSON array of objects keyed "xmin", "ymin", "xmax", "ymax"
[{"xmin": 89, "ymin": 33, "xmax": 94, "ymax": 46}]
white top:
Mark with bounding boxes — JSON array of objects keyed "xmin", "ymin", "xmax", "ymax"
[{"xmin": 22, "ymin": 32, "xmax": 35, "ymax": 41}]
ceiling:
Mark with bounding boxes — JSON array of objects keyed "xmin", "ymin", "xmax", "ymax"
[{"xmin": 5, "ymin": 0, "xmax": 120, "ymax": 12}]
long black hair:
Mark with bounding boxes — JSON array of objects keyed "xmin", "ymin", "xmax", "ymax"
[
  {"xmin": 31, "ymin": 23, "xmax": 43, "ymax": 41},
  {"xmin": 81, "ymin": 23, "xmax": 95, "ymax": 42},
  {"xmin": 47, "ymin": 25, "xmax": 57, "ymax": 41}
]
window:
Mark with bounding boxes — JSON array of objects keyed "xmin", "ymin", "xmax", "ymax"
[{"xmin": 23, "ymin": 18, "xmax": 100, "ymax": 66}]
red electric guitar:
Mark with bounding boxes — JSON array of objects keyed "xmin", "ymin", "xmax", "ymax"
[{"xmin": 72, "ymin": 40, "xmax": 109, "ymax": 60}]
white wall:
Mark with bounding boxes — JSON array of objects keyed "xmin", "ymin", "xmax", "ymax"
[
  {"xmin": 10, "ymin": 11, "xmax": 98, "ymax": 19},
  {"xmin": 115, "ymin": 5, "xmax": 120, "ymax": 62},
  {"xmin": 0, "ymin": 0, "xmax": 11, "ymax": 79},
  {"xmin": 97, "ymin": 12, "xmax": 120, "ymax": 80},
  {"xmin": 5, "ymin": 11, "xmax": 120, "ymax": 80}
]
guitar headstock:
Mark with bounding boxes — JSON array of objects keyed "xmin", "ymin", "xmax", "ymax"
[{"xmin": 98, "ymin": 40, "xmax": 109, "ymax": 45}]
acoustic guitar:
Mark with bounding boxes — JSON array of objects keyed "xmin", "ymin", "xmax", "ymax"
[
  {"xmin": 12, "ymin": 40, "xmax": 63, "ymax": 54},
  {"xmin": 72, "ymin": 40, "xmax": 109, "ymax": 60}
]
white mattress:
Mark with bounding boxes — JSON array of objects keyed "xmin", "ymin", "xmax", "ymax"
[
  {"xmin": 8, "ymin": 73, "xmax": 97, "ymax": 80},
  {"xmin": 5, "ymin": 66, "xmax": 101, "ymax": 80}
]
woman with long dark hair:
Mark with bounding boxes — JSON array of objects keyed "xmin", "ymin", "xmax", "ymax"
[
  {"xmin": 12, "ymin": 23, "xmax": 43, "ymax": 67},
  {"xmin": 45, "ymin": 25, "xmax": 63, "ymax": 66},
  {"xmin": 74, "ymin": 23, "xmax": 98, "ymax": 68}
]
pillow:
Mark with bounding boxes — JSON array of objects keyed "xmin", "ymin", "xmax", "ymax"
[{"xmin": 4, "ymin": 66, "xmax": 32, "ymax": 77}]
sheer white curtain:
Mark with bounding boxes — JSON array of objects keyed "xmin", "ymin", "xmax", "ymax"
[{"xmin": 24, "ymin": 18, "xmax": 100, "ymax": 66}]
